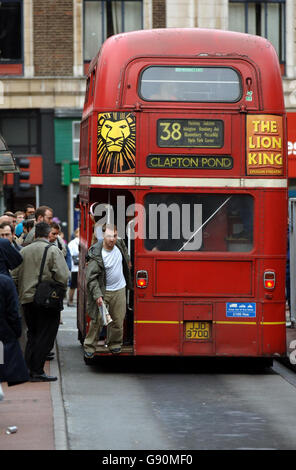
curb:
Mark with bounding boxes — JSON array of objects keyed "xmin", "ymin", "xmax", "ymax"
[{"xmin": 50, "ymin": 341, "xmax": 69, "ymax": 450}]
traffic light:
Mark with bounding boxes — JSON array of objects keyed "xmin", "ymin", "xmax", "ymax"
[{"xmin": 14, "ymin": 157, "xmax": 31, "ymax": 191}]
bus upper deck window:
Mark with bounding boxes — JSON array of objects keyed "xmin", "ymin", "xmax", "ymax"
[{"xmin": 139, "ymin": 66, "xmax": 241, "ymax": 102}]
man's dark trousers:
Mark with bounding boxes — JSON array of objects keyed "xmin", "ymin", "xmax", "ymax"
[{"xmin": 22, "ymin": 303, "xmax": 60, "ymax": 375}]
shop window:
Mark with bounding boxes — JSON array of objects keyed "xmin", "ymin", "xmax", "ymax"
[{"xmin": 0, "ymin": 110, "xmax": 39, "ymax": 155}]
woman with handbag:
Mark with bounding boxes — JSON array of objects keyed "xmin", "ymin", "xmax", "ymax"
[{"xmin": 67, "ymin": 228, "xmax": 79, "ymax": 307}]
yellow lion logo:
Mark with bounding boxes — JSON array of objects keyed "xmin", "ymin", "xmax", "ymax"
[{"xmin": 97, "ymin": 112, "xmax": 136, "ymax": 174}]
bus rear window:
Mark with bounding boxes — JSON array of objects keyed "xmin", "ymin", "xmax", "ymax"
[
  {"xmin": 140, "ymin": 66, "xmax": 241, "ymax": 102},
  {"xmin": 144, "ymin": 193, "xmax": 253, "ymax": 252}
]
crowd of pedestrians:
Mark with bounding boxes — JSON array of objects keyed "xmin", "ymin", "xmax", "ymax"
[
  {"xmin": 0, "ymin": 203, "xmax": 133, "ymax": 402},
  {"xmin": 0, "ymin": 204, "xmax": 76, "ymax": 400}
]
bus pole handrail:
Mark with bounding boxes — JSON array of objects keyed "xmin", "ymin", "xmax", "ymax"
[
  {"xmin": 178, "ymin": 196, "xmax": 232, "ymax": 252},
  {"xmin": 289, "ymin": 199, "xmax": 296, "ymax": 326},
  {"xmin": 126, "ymin": 220, "xmax": 134, "ymax": 309}
]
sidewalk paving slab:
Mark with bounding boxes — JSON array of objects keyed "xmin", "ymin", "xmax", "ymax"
[{"xmin": 0, "ymin": 363, "xmax": 55, "ymax": 450}]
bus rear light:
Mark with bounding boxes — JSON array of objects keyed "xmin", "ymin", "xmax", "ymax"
[
  {"xmin": 264, "ymin": 271, "xmax": 276, "ymax": 290},
  {"xmin": 136, "ymin": 270, "xmax": 148, "ymax": 288}
]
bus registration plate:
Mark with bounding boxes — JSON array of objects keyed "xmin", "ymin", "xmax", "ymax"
[{"xmin": 185, "ymin": 321, "xmax": 211, "ymax": 340}]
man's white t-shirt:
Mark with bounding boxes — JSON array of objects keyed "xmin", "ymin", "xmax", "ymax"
[{"xmin": 102, "ymin": 245, "xmax": 126, "ymax": 291}]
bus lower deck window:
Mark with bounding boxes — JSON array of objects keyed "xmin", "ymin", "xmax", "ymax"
[{"xmin": 144, "ymin": 193, "xmax": 253, "ymax": 252}]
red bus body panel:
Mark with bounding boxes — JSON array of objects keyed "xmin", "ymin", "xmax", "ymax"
[{"xmin": 78, "ymin": 29, "xmax": 287, "ymax": 359}]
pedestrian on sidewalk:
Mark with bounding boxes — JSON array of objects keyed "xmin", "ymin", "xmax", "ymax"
[
  {"xmin": 12, "ymin": 222, "xmax": 69, "ymax": 382},
  {"xmin": 22, "ymin": 205, "xmax": 53, "ymax": 246},
  {"xmin": 18, "ymin": 217, "xmax": 35, "ymax": 246},
  {"xmin": 48, "ymin": 221, "xmax": 71, "ymax": 328},
  {"xmin": 15, "ymin": 204, "xmax": 35, "ymax": 238},
  {"xmin": 49, "ymin": 221, "xmax": 72, "ymax": 270},
  {"xmin": 0, "ymin": 273, "xmax": 29, "ymax": 388},
  {"xmin": 67, "ymin": 228, "xmax": 79, "ymax": 307},
  {"xmin": 0, "ymin": 221, "xmax": 21, "ymax": 251},
  {"xmin": 0, "ymin": 237, "xmax": 23, "ymax": 276}
]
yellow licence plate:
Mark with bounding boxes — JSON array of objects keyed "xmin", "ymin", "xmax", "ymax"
[{"xmin": 185, "ymin": 321, "xmax": 211, "ymax": 340}]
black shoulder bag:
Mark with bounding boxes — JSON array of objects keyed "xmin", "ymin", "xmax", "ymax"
[{"xmin": 33, "ymin": 244, "xmax": 66, "ymax": 311}]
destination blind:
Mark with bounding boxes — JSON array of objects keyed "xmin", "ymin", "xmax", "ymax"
[
  {"xmin": 157, "ymin": 119, "xmax": 224, "ymax": 148},
  {"xmin": 147, "ymin": 155, "xmax": 233, "ymax": 169}
]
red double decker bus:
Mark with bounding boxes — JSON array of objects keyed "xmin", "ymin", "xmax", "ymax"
[{"xmin": 78, "ymin": 28, "xmax": 287, "ymax": 364}]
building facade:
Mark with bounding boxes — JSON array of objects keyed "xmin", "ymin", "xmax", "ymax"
[{"xmin": 0, "ymin": 0, "xmax": 295, "ymax": 237}]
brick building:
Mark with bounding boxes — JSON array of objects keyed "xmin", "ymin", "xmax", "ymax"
[{"xmin": 0, "ymin": 0, "xmax": 295, "ymax": 236}]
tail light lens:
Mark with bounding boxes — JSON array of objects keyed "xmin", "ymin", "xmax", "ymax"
[
  {"xmin": 264, "ymin": 271, "xmax": 276, "ymax": 290},
  {"xmin": 136, "ymin": 270, "xmax": 148, "ymax": 288}
]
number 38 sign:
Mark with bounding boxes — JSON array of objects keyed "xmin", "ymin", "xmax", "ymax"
[{"xmin": 157, "ymin": 119, "xmax": 224, "ymax": 148}]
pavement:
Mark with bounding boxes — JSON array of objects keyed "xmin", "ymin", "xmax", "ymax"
[
  {"xmin": 1, "ymin": 307, "xmax": 296, "ymax": 450},
  {"xmin": 0, "ymin": 341, "xmax": 67, "ymax": 450}
]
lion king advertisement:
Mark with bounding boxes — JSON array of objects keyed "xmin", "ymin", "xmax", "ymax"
[
  {"xmin": 246, "ymin": 115, "xmax": 284, "ymax": 176},
  {"xmin": 97, "ymin": 112, "xmax": 136, "ymax": 174}
]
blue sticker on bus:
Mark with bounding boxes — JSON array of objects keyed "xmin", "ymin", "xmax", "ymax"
[{"xmin": 226, "ymin": 302, "xmax": 256, "ymax": 318}]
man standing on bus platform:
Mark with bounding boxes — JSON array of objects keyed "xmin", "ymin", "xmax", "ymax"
[{"xmin": 84, "ymin": 223, "xmax": 131, "ymax": 357}]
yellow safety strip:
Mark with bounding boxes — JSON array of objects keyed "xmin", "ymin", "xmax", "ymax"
[
  {"xmin": 134, "ymin": 320, "xmax": 180, "ymax": 324},
  {"xmin": 215, "ymin": 321, "xmax": 286, "ymax": 326},
  {"xmin": 215, "ymin": 321, "xmax": 256, "ymax": 325}
]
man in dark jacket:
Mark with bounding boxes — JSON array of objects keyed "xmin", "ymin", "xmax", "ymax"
[
  {"xmin": 0, "ymin": 273, "xmax": 29, "ymax": 386},
  {"xmin": 84, "ymin": 223, "xmax": 131, "ymax": 357},
  {"xmin": 12, "ymin": 222, "xmax": 69, "ymax": 382},
  {"xmin": 0, "ymin": 238, "xmax": 22, "ymax": 276}
]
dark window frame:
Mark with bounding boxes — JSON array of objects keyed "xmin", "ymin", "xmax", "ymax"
[
  {"xmin": 83, "ymin": 0, "xmax": 143, "ymax": 64},
  {"xmin": 229, "ymin": 0, "xmax": 286, "ymax": 71},
  {"xmin": 0, "ymin": 0, "xmax": 23, "ymax": 65}
]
